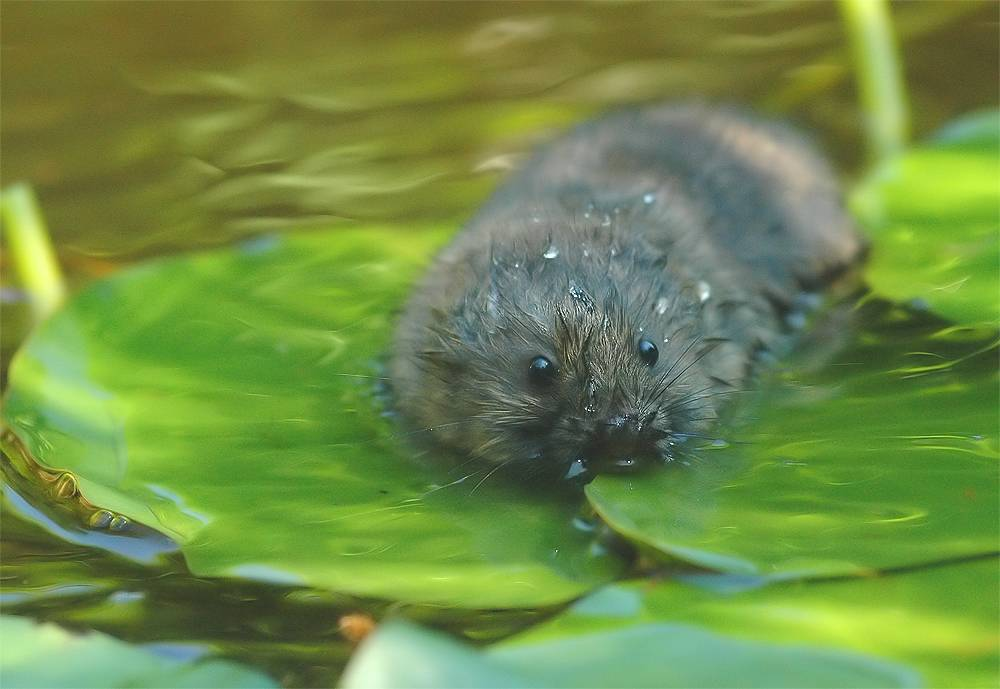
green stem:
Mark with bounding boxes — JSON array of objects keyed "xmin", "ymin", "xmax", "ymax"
[
  {"xmin": 839, "ymin": 0, "xmax": 910, "ymax": 163},
  {"xmin": 1, "ymin": 183, "xmax": 67, "ymax": 322}
]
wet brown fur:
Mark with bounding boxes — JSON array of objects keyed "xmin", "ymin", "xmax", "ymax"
[{"xmin": 390, "ymin": 103, "xmax": 866, "ymax": 479}]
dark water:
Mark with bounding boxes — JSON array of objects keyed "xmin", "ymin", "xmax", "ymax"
[{"xmin": 1, "ymin": 2, "xmax": 998, "ymax": 686}]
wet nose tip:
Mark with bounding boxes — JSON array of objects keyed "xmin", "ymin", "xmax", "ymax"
[{"xmin": 591, "ymin": 411, "xmax": 660, "ymax": 473}]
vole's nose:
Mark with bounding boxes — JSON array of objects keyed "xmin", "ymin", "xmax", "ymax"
[{"xmin": 588, "ymin": 411, "xmax": 659, "ymax": 473}]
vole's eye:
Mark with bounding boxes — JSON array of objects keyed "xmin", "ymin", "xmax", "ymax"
[
  {"xmin": 528, "ymin": 356, "xmax": 558, "ymax": 385},
  {"xmin": 638, "ymin": 339, "xmax": 659, "ymax": 367}
]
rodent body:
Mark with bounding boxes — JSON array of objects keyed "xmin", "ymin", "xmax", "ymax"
[{"xmin": 390, "ymin": 103, "xmax": 865, "ymax": 482}]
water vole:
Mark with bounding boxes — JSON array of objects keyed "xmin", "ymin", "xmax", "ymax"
[{"xmin": 390, "ymin": 103, "xmax": 865, "ymax": 482}]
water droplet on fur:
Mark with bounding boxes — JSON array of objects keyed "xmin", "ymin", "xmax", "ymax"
[
  {"xmin": 643, "ymin": 192, "xmax": 656, "ymax": 205},
  {"xmin": 655, "ymin": 297, "xmax": 669, "ymax": 315},
  {"xmin": 569, "ymin": 282, "xmax": 596, "ymax": 313},
  {"xmin": 600, "ymin": 214, "xmax": 612, "ymax": 227},
  {"xmin": 531, "ymin": 215, "xmax": 541, "ymax": 224},
  {"xmin": 564, "ymin": 459, "xmax": 588, "ymax": 480},
  {"xmin": 542, "ymin": 245, "xmax": 559, "ymax": 259},
  {"xmin": 513, "ymin": 262, "xmax": 521, "ymax": 269},
  {"xmin": 583, "ymin": 248, "xmax": 591, "ymax": 258},
  {"xmin": 697, "ymin": 281, "xmax": 712, "ymax": 303}
]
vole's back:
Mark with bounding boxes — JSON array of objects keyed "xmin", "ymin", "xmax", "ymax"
[{"xmin": 474, "ymin": 103, "xmax": 864, "ymax": 305}]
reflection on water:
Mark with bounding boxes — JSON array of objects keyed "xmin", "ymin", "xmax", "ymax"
[
  {"xmin": 1, "ymin": 2, "xmax": 996, "ymax": 370},
  {"xmin": 1, "ymin": 486, "xmax": 547, "ymax": 687},
  {"xmin": 2, "ymin": 2, "xmax": 996, "ymax": 261}
]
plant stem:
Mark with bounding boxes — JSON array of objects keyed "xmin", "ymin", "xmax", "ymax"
[
  {"xmin": 1, "ymin": 183, "xmax": 67, "ymax": 322},
  {"xmin": 839, "ymin": 0, "xmax": 910, "ymax": 163}
]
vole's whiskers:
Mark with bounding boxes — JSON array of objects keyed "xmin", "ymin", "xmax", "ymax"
[
  {"xmin": 664, "ymin": 340, "xmax": 721, "ymax": 389},
  {"xmin": 419, "ymin": 469, "xmax": 486, "ymax": 498},
  {"xmin": 470, "ymin": 457, "xmax": 516, "ymax": 495},
  {"xmin": 327, "ymin": 372, "xmax": 391, "ymax": 381},
  {"xmin": 659, "ymin": 387, "xmax": 749, "ymax": 415},
  {"xmin": 655, "ymin": 335, "xmax": 704, "ymax": 387}
]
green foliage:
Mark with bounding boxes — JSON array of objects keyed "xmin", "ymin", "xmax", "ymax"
[
  {"xmin": 342, "ymin": 619, "xmax": 920, "ymax": 689},
  {"xmin": 586, "ymin": 304, "xmax": 997, "ymax": 578},
  {"xmin": 508, "ymin": 558, "xmax": 999, "ymax": 689},
  {"xmin": 1, "ymin": 228, "xmax": 621, "ymax": 608},
  {"xmin": 0, "ymin": 183, "xmax": 67, "ymax": 322},
  {"xmin": 852, "ymin": 110, "xmax": 1000, "ymax": 327},
  {"xmin": 0, "ymin": 615, "xmax": 276, "ymax": 688},
  {"xmin": 345, "ymin": 559, "xmax": 997, "ymax": 688}
]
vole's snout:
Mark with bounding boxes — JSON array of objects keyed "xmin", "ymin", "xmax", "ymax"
[{"xmin": 586, "ymin": 410, "xmax": 662, "ymax": 474}]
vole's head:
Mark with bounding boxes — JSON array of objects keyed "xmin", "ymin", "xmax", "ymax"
[{"xmin": 416, "ymin": 233, "xmax": 724, "ymax": 483}]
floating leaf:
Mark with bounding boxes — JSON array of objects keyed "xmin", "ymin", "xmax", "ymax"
[
  {"xmin": 0, "ymin": 615, "xmax": 276, "ymax": 688},
  {"xmin": 511, "ymin": 558, "xmax": 999, "ymax": 689},
  {"xmin": 344, "ymin": 558, "xmax": 999, "ymax": 688},
  {"xmin": 1, "ymin": 228, "xmax": 622, "ymax": 608},
  {"xmin": 586, "ymin": 301, "xmax": 998, "ymax": 578},
  {"xmin": 342, "ymin": 619, "xmax": 920, "ymax": 689},
  {"xmin": 852, "ymin": 109, "xmax": 1000, "ymax": 326}
]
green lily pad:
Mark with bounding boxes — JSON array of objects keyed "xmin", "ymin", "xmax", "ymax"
[
  {"xmin": 586, "ymin": 301, "xmax": 998, "ymax": 577},
  {"xmin": 0, "ymin": 615, "xmax": 276, "ymax": 688},
  {"xmin": 1, "ymin": 227, "xmax": 622, "ymax": 608},
  {"xmin": 342, "ymin": 619, "xmax": 920, "ymax": 689},
  {"xmin": 851, "ymin": 109, "xmax": 999, "ymax": 326},
  {"xmin": 344, "ymin": 559, "xmax": 998, "ymax": 688},
  {"xmin": 511, "ymin": 558, "xmax": 999, "ymax": 689}
]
